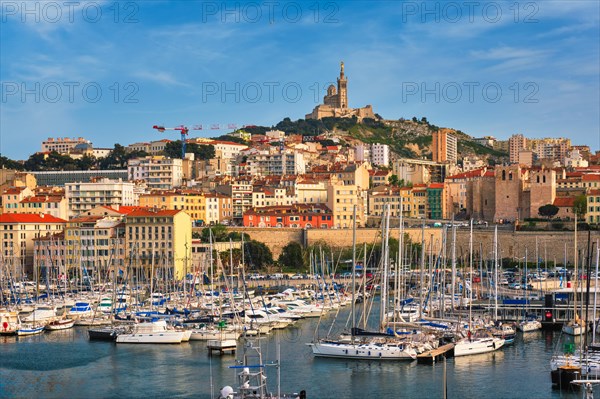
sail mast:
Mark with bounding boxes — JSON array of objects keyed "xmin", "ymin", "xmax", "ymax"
[{"xmin": 351, "ymin": 204, "xmax": 356, "ymax": 343}]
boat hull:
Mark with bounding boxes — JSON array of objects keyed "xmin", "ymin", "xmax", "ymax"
[
  {"xmin": 454, "ymin": 337, "xmax": 505, "ymax": 357},
  {"xmin": 116, "ymin": 332, "xmax": 184, "ymax": 344},
  {"xmin": 308, "ymin": 341, "xmax": 417, "ymax": 360}
]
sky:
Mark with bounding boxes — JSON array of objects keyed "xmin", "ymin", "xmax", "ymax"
[{"xmin": 1, "ymin": 0, "xmax": 599, "ymax": 159}]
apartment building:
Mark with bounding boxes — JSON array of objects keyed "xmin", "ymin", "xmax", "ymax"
[
  {"xmin": 65, "ymin": 179, "xmax": 138, "ymax": 217},
  {"xmin": 64, "ymin": 216, "xmax": 126, "ymax": 278},
  {"xmin": 327, "ymin": 183, "xmax": 364, "ymax": 228},
  {"xmin": 0, "ymin": 213, "xmax": 66, "ymax": 277},
  {"xmin": 432, "ymin": 129, "xmax": 457, "ymax": 164},
  {"xmin": 125, "ymin": 209, "xmax": 192, "ymax": 280},
  {"xmin": 509, "ymin": 134, "xmax": 527, "ymax": 164},
  {"xmin": 243, "ymin": 204, "xmax": 333, "ymax": 228},
  {"xmin": 587, "ymin": 190, "xmax": 600, "ymax": 224},
  {"xmin": 127, "ymin": 156, "xmax": 183, "ymax": 189}
]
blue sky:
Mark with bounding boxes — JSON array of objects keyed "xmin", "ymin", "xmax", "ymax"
[{"xmin": 1, "ymin": 0, "xmax": 599, "ymax": 159}]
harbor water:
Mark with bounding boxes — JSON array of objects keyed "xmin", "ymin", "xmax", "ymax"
[{"xmin": 0, "ymin": 309, "xmax": 593, "ymax": 399}]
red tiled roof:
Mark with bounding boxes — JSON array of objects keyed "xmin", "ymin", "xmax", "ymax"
[
  {"xmin": 125, "ymin": 209, "xmax": 181, "ymax": 217},
  {"xmin": 68, "ymin": 216, "xmax": 104, "ymax": 223},
  {"xmin": 20, "ymin": 196, "xmax": 63, "ymax": 203},
  {"xmin": 588, "ymin": 189, "xmax": 600, "ymax": 196},
  {"xmin": 0, "ymin": 213, "xmax": 66, "ymax": 223},
  {"xmin": 428, "ymin": 183, "xmax": 445, "ymax": 189},
  {"xmin": 582, "ymin": 174, "xmax": 600, "ymax": 181},
  {"xmin": 101, "ymin": 205, "xmax": 147, "ymax": 215},
  {"xmin": 553, "ymin": 197, "xmax": 575, "ymax": 207},
  {"xmin": 2, "ymin": 187, "xmax": 27, "ymax": 195}
]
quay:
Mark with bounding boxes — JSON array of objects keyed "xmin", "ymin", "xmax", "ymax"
[{"xmin": 416, "ymin": 343, "xmax": 455, "ymax": 365}]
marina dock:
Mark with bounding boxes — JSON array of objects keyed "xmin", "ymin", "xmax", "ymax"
[{"xmin": 417, "ymin": 343, "xmax": 455, "ymax": 364}]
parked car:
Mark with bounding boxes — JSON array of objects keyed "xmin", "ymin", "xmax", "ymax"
[
  {"xmin": 508, "ymin": 283, "xmax": 521, "ymax": 290},
  {"xmin": 290, "ymin": 274, "xmax": 305, "ymax": 280},
  {"xmin": 249, "ymin": 274, "xmax": 265, "ymax": 280}
]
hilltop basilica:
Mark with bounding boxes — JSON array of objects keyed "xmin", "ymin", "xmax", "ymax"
[{"xmin": 305, "ymin": 62, "xmax": 377, "ymax": 121}]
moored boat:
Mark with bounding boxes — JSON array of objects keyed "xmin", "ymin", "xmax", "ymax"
[
  {"xmin": 115, "ymin": 320, "xmax": 184, "ymax": 344},
  {"xmin": 46, "ymin": 318, "xmax": 75, "ymax": 331}
]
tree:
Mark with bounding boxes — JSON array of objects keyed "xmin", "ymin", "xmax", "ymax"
[
  {"xmin": 98, "ymin": 144, "xmax": 147, "ymax": 169},
  {"xmin": 388, "ymin": 174, "xmax": 399, "ymax": 186},
  {"xmin": 573, "ymin": 195, "xmax": 587, "ymax": 218},
  {"xmin": 244, "ymin": 240, "xmax": 273, "ymax": 270},
  {"xmin": 278, "ymin": 242, "xmax": 305, "ymax": 271},
  {"xmin": 163, "ymin": 141, "xmax": 215, "ymax": 160},
  {"xmin": 0, "ymin": 156, "xmax": 24, "ymax": 170},
  {"xmin": 538, "ymin": 204, "xmax": 559, "ymax": 220},
  {"xmin": 200, "ymin": 224, "xmax": 228, "ymax": 242}
]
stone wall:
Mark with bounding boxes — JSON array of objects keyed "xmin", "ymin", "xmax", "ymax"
[{"xmin": 229, "ymin": 227, "xmax": 600, "ymax": 264}]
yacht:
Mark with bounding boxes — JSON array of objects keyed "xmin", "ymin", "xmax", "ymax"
[
  {"xmin": 454, "ymin": 330, "xmax": 505, "ymax": 357},
  {"xmin": 116, "ymin": 320, "xmax": 185, "ymax": 344}
]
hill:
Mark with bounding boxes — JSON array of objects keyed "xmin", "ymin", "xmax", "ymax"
[{"xmin": 241, "ymin": 116, "xmax": 508, "ymax": 162}]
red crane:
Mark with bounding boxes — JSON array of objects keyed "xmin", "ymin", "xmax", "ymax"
[{"xmin": 152, "ymin": 125, "xmax": 202, "ymax": 159}]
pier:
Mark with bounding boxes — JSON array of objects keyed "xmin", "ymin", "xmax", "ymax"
[{"xmin": 417, "ymin": 343, "xmax": 455, "ymax": 365}]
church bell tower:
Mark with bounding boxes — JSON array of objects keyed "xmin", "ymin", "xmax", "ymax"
[{"xmin": 337, "ymin": 61, "xmax": 348, "ymax": 109}]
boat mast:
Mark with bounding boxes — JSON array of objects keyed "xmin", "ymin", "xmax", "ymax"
[
  {"xmin": 593, "ymin": 240, "xmax": 599, "ymax": 341},
  {"xmin": 363, "ymin": 242, "xmax": 367, "ymax": 330},
  {"xmin": 469, "ymin": 219, "xmax": 473, "ymax": 324},
  {"xmin": 419, "ymin": 221, "xmax": 426, "ymax": 318},
  {"xmin": 451, "ymin": 224, "xmax": 457, "ymax": 312},
  {"xmin": 494, "ymin": 225, "xmax": 498, "ymax": 322},
  {"xmin": 351, "ymin": 204, "xmax": 356, "ymax": 343},
  {"xmin": 574, "ymin": 214, "xmax": 578, "ymax": 325}
]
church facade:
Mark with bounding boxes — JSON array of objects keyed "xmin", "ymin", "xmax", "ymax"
[{"xmin": 305, "ymin": 62, "xmax": 377, "ymax": 121}]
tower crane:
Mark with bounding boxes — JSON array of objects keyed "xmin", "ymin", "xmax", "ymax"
[{"xmin": 152, "ymin": 124, "xmax": 202, "ymax": 159}]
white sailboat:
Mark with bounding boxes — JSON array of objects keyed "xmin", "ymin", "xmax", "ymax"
[
  {"xmin": 308, "ymin": 205, "xmax": 419, "ymax": 361},
  {"xmin": 454, "ymin": 224, "xmax": 505, "ymax": 357},
  {"xmin": 454, "ymin": 330, "xmax": 505, "ymax": 357},
  {"xmin": 517, "ymin": 248, "xmax": 542, "ymax": 333},
  {"xmin": 563, "ymin": 215, "xmax": 587, "ymax": 336}
]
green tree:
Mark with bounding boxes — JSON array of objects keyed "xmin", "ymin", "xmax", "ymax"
[
  {"xmin": 98, "ymin": 144, "xmax": 147, "ymax": 169},
  {"xmin": 163, "ymin": 141, "xmax": 215, "ymax": 160},
  {"xmin": 573, "ymin": 195, "xmax": 587, "ymax": 218},
  {"xmin": 244, "ymin": 240, "xmax": 273, "ymax": 270},
  {"xmin": 278, "ymin": 242, "xmax": 305, "ymax": 271},
  {"xmin": 538, "ymin": 204, "xmax": 559, "ymax": 220},
  {"xmin": 388, "ymin": 174, "xmax": 399, "ymax": 186},
  {"xmin": 0, "ymin": 156, "xmax": 24, "ymax": 170},
  {"xmin": 76, "ymin": 154, "xmax": 97, "ymax": 170},
  {"xmin": 200, "ymin": 224, "xmax": 228, "ymax": 242}
]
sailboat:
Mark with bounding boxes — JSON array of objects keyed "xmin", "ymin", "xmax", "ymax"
[
  {"xmin": 517, "ymin": 247, "xmax": 541, "ymax": 332},
  {"xmin": 307, "ymin": 205, "xmax": 418, "ymax": 361},
  {"xmin": 562, "ymin": 215, "xmax": 587, "ymax": 336},
  {"xmin": 454, "ymin": 224, "xmax": 505, "ymax": 356}
]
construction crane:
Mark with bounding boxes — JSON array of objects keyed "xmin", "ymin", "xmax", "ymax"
[{"xmin": 152, "ymin": 124, "xmax": 202, "ymax": 159}]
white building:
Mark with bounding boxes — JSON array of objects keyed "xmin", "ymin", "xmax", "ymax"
[
  {"xmin": 265, "ymin": 130, "xmax": 285, "ymax": 141},
  {"xmin": 245, "ymin": 150, "xmax": 305, "ymax": 176},
  {"xmin": 370, "ymin": 143, "xmax": 390, "ymax": 166},
  {"xmin": 65, "ymin": 179, "xmax": 138, "ymax": 217},
  {"xmin": 462, "ymin": 156, "xmax": 485, "ymax": 171},
  {"xmin": 210, "ymin": 140, "xmax": 248, "ymax": 160},
  {"xmin": 42, "ymin": 137, "xmax": 91, "ymax": 153},
  {"xmin": 565, "ymin": 149, "xmax": 589, "ymax": 168},
  {"xmin": 354, "ymin": 144, "xmax": 370, "ymax": 162},
  {"xmin": 126, "ymin": 140, "xmax": 172, "ymax": 155},
  {"xmin": 127, "ymin": 156, "xmax": 183, "ymax": 189}
]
